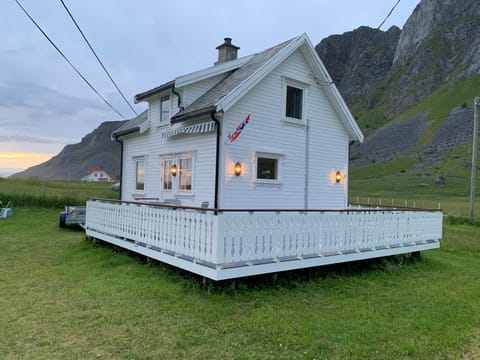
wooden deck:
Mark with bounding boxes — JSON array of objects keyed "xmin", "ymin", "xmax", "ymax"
[{"xmin": 85, "ymin": 199, "xmax": 442, "ymax": 280}]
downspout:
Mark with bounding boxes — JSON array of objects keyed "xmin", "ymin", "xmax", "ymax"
[
  {"xmin": 114, "ymin": 136, "xmax": 124, "ymax": 200},
  {"xmin": 171, "ymin": 85, "xmax": 184, "ymax": 111},
  {"xmin": 210, "ymin": 111, "xmax": 221, "ymax": 214},
  {"xmin": 304, "ymin": 118, "xmax": 310, "ymax": 209},
  {"xmin": 347, "ymin": 140, "xmax": 354, "ymax": 208}
]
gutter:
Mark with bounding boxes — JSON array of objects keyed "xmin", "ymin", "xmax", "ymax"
[
  {"xmin": 113, "ymin": 135, "xmax": 124, "ymax": 199},
  {"xmin": 210, "ymin": 111, "xmax": 222, "ymax": 214},
  {"xmin": 171, "ymin": 106, "xmax": 217, "ymax": 124},
  {"xmin": 112, "ymin": 126, "xmax": 140, "ymax": 138}
]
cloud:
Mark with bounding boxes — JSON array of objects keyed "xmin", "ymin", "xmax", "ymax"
[
  {"xmin": 0, "ymin": 82, "xmax": 105, "ymax": 116},
  {"xmin": 0, "ymin": 135, "xmax": 58, "ymax": 144}
]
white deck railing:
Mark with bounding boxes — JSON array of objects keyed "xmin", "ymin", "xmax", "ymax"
[{"xmin": 85, "ymin": 199, "xmax": 442, "ymax": 279}]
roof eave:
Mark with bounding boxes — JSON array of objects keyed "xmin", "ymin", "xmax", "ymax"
[
  {"xmin": 112, "ymin": 126, "xmax": 140, "ymax": 139},
  {"xmin": 170, "ymin": 106, "xmax": 217, "ymax": 124},
  {"xmin": 134, "ymin": 80, "xmax": 175, "ymax": 103}
]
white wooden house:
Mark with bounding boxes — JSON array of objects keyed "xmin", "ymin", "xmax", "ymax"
[
  {"xmin": 85, "ymin": 34, "xmax": 442, "ymax": 280},
  {"xmin": 81, "ymin": 166, "xmax": 116, "ymax": 182}
]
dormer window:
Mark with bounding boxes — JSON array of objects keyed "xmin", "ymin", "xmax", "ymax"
[{"xmin": 160, "ymin": 95, "xmax": 170, "ymax": 122}]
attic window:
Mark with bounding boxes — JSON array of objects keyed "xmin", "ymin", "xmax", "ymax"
[
  {"xmin": 285, "ymin": 85, "xmax": 303, "ymax": 120},
  {"xmin": 160, "ymin": 96, "xmax": 170, "ymax": 122}
]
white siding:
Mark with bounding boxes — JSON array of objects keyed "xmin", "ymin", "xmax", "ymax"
[
  {"xmin": 220, "ymin": 49, "xmax": 350, "ymax": 209},
  {"xmin": 121, "ymin": 120, "xmax": 216, "ymax": 207},
  {"xmin": 148, "ymin": 92, "xmax": 181, "ymax": 127}
]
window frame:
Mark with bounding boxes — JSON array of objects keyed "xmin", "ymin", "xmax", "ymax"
[
  {"xmin": 254, "ymin": 151, "xmax": 283, "ymax": 185},
  {"xmin": 134, "ymin": 157, "xmax": 145, "ymax": 192},
  {"xmin": 282, "ymin": 78, "xmax": 308, "ymax": 126},
  {"xmin": 177, "ymin": 155, "xmax": 193, "ymax": 193},
  {"xmin": 159, "ymin": 152, "xmax": 195, "ymax": 196},
  {"xmin": 159, "ymin": 95, "xmax": 170, "ymax": 123},
  {"xmin": 285, "ymin": 85, "xmax": 303, "ymax": 120},
  {"xmin": 161, "ymin": 158, "xmax": 174, "ymax": 192}
]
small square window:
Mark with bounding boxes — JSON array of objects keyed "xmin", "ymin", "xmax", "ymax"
[
  {"xmin": 160, "ymin": 96, "xmax": 170, "ymax": 122},
  {"xmin": 285, "ymin": 85, "xmax": 303, "ymax": 119},
  {"xmin": 257, "ymin": 157, "xmax": 278, "ymax": 180}
]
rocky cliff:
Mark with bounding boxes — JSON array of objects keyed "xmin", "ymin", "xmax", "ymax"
[
  {"xmin": 317, "ymin": 0, "xmax": 480, "ymax": 171},
  {"xmin": 317, "ymin": 0, "xmax": 480, "ymax": 118},
  {"xmin": 10, "ymin": 120, "xmax": 125, "ymax": 180},
  {"xmin": 316, "ymin": 26, "xmax": 401, "ymax": 110}
]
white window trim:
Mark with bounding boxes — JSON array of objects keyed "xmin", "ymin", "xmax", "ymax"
[
  {"xmin": 177, "ymin": 154, "xmax": 194, "ymax": 194},
  {"xmin": 156, "ymin": 94, "xmax": 171, "ymax": 129},
  {"xmin": 281, "ymin": 77, "xmax": 308, "ymax": 127},
  {"xmin": 159, "ymin": 151, "xmax": 195, "ymax": 198},
  {"xmin": 254, "ymin": 151, "xmax": 284, "ymax": 186},
  {"xmin": 160, "ymin": 156, "xmax": 174, "ymax": 193},
  {"xmin": 133, "ymin": 156, "xmax": 146, "ymax": 195}
]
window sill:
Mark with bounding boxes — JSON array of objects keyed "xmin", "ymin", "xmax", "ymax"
[
  {"xmin": 281, "ymin": 117, "xmax": 307, "ymax": 127},
  {"xmin": 157, "ymin": 122, "xmax": 170, "ymax": 129},
  {"xmin": 174, "ymin": 192, "xmax": 194, "ymax": 198},
  {"xmin": 255, "ymin": 179, "xmax": 283, "ymax": 187}
]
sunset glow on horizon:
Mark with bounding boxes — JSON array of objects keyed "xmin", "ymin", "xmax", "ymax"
[{"xmin": 0, "ymin": 151, "xmax": 54, "ymax": 177}]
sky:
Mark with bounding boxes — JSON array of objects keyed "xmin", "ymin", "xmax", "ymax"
[{"xmin": 0, "ymin": 0, "xmax": 419, "ymax": 177}]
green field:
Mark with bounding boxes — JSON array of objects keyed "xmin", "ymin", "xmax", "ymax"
[
  {"xmin": 1, "ymin": 177, "xmax": 480, "ymax": 358},
  {"xmin": 1, "ymin": 208, "xmax": 479, "ymax": 359},
  {"xmin": 0, "ymin": 178, "xmax": 117, "ymax": 207}
]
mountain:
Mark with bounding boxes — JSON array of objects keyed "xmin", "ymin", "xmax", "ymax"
[
  {"xmin": 316, "ymin": 0, "xmax": 480, "ymax": 170},
  {"xmin": 315, "ymin": 25, "xmax": 401, "ymax": 112},
  {"xmin": 12, "ymin": 0, "xmax": 480, "ymax": 180},
  {"xmin": 10, "ymin": 120, "xmax": 125, "ymax": 180}
]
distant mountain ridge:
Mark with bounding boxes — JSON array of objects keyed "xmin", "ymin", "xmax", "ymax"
[
  {"xmin": 10, "ymin": 120, "xmax": 125, "ymax": 180},
  {"xmin": 12, "ymin": 0, "xmax": 480, "ymax": 179}
]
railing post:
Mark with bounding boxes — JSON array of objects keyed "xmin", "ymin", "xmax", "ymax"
[{"xmin": 211, "ymin": 212, "xmax": 225, "ymax": 267}]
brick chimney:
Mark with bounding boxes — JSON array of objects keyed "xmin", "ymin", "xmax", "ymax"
[{"xmin": 215, "ymin": 37, "xmax": 240, "ymax": 65}]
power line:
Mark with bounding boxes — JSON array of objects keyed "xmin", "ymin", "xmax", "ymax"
[
  {"xmin": 378, "ymin": 0, "xmax": 401, "ymax": 30},
  {"xmin": 13, "ymin": 0, "xmax": 127, "ymax": 120},
  {"xmin": 59, "ymin": 0, "xmax": 137, "ymax": 116}
]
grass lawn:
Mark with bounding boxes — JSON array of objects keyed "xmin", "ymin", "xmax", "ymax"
[
  {"xmin": 0, "ymin": 178, "xmax": 117, "ymax": 207},
  {"xmin": 1, "ymin": 208, "xmax": 479, "ymax": 359}
]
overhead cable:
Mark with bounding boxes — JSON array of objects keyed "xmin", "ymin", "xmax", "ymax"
[
  {"xmin": 377, "ymin": 0, "xmax": 401, "ymax": 30},
  {"xmin": 13, "ymin": 0, "xmax": 127, "ymax": 120},
  {"xmin": 59, "ymin": 0, "xmax": 137, "ymax": 116}
]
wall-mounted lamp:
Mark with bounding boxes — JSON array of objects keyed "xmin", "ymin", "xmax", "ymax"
[
  {"xmin": 171, "ymin": 164, "xmax": 177, "ymax": 177},
  {"xmin": 335, "ymin": 171, "xmax": 343, "ymax": 183},
  {"xmin": 234, "ymin": 162, "xmax": 242, "ymax": 177}
]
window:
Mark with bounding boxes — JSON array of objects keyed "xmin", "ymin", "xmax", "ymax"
[
  {"xmin": 160, "ymin": 96, "xmax": 170, "ymax": 122},
  {"xmin": 257, "ymin": 157, "xmax": 278, "ymax": 180},
  {"xmin": 285, "ymin": 85, "xmax": 303, "ymax": 119},
  {"xmin": 161, "ymin": 153, "xmax": 194, "ymax": 194},
  {"xmin": 178, "ymin": 157, "xmax": 192, "ymax": 191},
  {"xmin": 135, "ymin": 159, "xmax": 145, "ymax": 191},
  {"xmin": 161, "ymin": 159, "xmax": 173, "ymax": 191}
]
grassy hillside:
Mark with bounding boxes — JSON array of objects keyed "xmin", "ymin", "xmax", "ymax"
[
  {"xmin": 350, "ymin": 74, "xmax": 480, "ymax": 218},
  {"xmin": 349, "ymin": 143, "xmax": 480, "ymax": 217}
]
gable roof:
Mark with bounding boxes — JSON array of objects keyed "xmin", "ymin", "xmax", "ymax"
[
  {"xmin": 112, "ymin": 110, "xmax": 148, "ymax": 138},
  {"xmin": 87, "ymin": 166, "xmax": 104, "ymax": 174},
  {"xmin": 171, "ymin": 38, "xmax": 295, "ymax": 123},
  {"xmin": 121, "ymin": 34, "xmax": 363, "ymax": 142}
]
